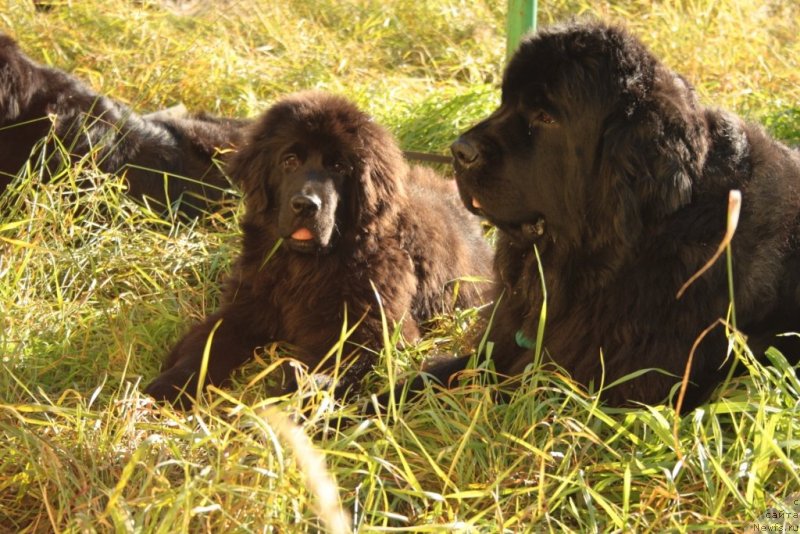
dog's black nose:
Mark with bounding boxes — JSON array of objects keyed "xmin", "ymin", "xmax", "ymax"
[
  {"xmin": 451, "ymin": 138, "xmax": 481, "ymax": 168},
  {"xmin": 291, "ymin": 193, "xmax": 321, "ymax": 216}
]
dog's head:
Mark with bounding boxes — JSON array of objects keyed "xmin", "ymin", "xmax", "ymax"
[
  {"xmin": 230, "ymin": 91, "xmax": 407, "ymax": 254},
  {"xmin": 451, "ymin": 21, "xmax": 705, "ymax": 250}
]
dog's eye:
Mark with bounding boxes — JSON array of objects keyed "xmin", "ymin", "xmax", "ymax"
[
  {"xmin": 531, "ymin": 110, "xmax": 556, "ymax": 125},
  {"xmin": 282, "ymin": 153, "xmax": 299, "ymax": 169},
  {"xmin": 331, "ymin": 161, "xmax": 350, "ymax": 174}
]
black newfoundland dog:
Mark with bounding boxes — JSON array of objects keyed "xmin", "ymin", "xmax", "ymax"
[
  {"xmin": 0, "ymin": 34, "xmax": 245, "ymax": 217},
  {"xmin": 145, "ymin": 91, "xmax": 492, "ymax": 405},
  {"xmin": 436, "ymin": 20, "xmax": 800, "ymax": 411}
]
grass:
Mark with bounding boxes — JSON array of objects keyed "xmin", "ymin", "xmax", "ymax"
[{"xmin": 1, "ymin": 0, "xmax": 800, "ymax": 531}]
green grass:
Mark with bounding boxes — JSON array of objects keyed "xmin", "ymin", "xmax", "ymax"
[{"xmin": 2, "ymin": 0, "xmax": 800, "ymax": 531}]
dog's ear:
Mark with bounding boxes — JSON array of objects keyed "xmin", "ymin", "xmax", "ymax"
[
  {"xmin": 351, "ymin": 124, "xmax": 407, "ymax": 227},
  {"xmin": 597, "ymin": 68, "xmax": 705, "ymax": 244},
  {"xmin": 0, "ymin": 35, "xmax": 34, "ymax": 121},
  {"xmin": 226, "ymin": 133, "xmax": 274, "ymax": 214}
]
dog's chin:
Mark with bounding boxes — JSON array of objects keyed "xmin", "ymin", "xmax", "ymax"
[
  {"xmin": 496, "ymin": 218, "xmax": 548, "ymax": 246},
  {"xmin": 463, "ymin": 193, "xmax": 548, "ymax": 245},
  {"xmin": 284, "ymin": 236, "xmax": 335, "ymax": 254}
]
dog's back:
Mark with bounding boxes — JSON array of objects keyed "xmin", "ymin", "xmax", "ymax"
[
  {"xmin": 0, "ymin": 34, "xmax": 245, "ymax": 217},
  {"xmin": 401, "ymin": 165, "xmax": 493, "ymax": 322}
]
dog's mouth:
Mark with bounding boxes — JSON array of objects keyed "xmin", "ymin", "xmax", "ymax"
[
  {"xmin": 284, "ymin": 225, "xmax": 334, "ymax": 254},
  {"xmin": 469, "ymin": 196, "xmax": 547, "ymax": 244}
]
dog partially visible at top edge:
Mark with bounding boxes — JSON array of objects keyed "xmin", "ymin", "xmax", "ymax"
[{"xmin": 0, "ymin": 34, "xmax": 247, "ymax": 218}]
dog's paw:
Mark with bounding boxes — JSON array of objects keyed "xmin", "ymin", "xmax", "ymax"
[{"xmin": 144, "ymin": 367, "xmax": 198, "ymax": 409}]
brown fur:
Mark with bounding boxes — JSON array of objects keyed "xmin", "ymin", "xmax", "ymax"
[
  {"xmin": 0, "ymin": 34, "xmax": 246, "ymax": 217},
  {"xmin": 145, "ymin": 91, "xmax": 492, "ymax": 406}
]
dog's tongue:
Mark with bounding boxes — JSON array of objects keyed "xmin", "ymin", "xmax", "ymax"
[
  {"xmin": 472, "ymin": 197, "xmax": 482, "ymax": 209},
  {"xmin": 291, "ymin": 228, "xmax": 313, "ymax": 241}
]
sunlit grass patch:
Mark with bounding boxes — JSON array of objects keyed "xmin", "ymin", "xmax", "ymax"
[{"xmin": 1, "ymin": 0, "xmax": 800, "ymax": 531}]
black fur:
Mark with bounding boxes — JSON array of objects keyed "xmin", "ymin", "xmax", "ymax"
[{"xmin": 424, "ymin": 20, "xmax": 800, "ymax": 411}]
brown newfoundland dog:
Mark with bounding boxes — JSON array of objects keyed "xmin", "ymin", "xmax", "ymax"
[
  {"xmin": 145, "ymin": 91, "xmax": 492, "ymax": 406},
  {"xmin": 0, "ymin": 34, "xmax": 245, "ymax": 217},
  {"xmin": 419, "ymin": 20, "xmax": 800, "ymax": 411}
]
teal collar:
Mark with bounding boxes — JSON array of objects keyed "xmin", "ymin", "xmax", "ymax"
[{"xmin": 515, "ymin": 329, "xmax": 536, "ymax": 350}]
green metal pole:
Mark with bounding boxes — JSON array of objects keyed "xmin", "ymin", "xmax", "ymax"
[{"xmin": 506, "ymin": 0, "xmax": 538, "ymax": 60}]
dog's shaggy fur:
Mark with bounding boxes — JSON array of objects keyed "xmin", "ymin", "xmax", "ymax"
[
  {"xmin": 439, "ymin": 21, "xmax": 800, "ymax": 410},
  {"xmin": 0, "ymin": 34, "xmax": 245, "ymax": 217},
  {"xmin": 145, "ymin": 91, "xmax": 492, "ymax": 405}
]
